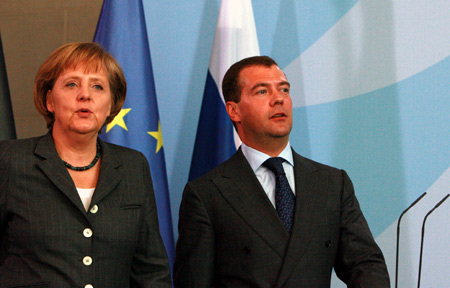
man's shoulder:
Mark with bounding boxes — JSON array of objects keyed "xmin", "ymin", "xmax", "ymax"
[
  {"xmin": 292, "ymin": 149, "xmax": 342, "ymax": 174},
  {"xmin": 188, "ymin": 150, "xmax": 246, "ymax": 185}
]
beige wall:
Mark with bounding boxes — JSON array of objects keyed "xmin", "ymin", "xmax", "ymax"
[{"xmin": 0, "ymin": 0, "xmax": 103, "ymax": 139}]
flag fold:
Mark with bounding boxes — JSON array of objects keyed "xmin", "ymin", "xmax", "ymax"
[
  {"xmin": 94, "ymin": 0, "xmax": 175, "ymax": 270},
  {"xmin": 189, "ymin": 0, "xmax": 260, "ymax": 181}
]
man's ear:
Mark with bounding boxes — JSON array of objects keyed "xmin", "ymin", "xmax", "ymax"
[
  {"xmin": 226, "ymin": 101, "xmax": 240, "ymax": 123},
  {"xmin": 46, "ymin": 90, "xmax": 54, "ymax": 112}
]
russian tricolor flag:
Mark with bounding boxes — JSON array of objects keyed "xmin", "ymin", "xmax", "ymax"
[{"xmin": 189, "ymin": 0, "xmax": 260, "ymax": 181}]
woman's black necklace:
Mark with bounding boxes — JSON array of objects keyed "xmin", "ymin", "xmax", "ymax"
[{"xmin": 62, "ymin": 142, "xmax": 101, "ymax": 171}]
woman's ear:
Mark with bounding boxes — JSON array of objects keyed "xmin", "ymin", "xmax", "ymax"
[{"xmin": 46, "ymin": 90, "xmax": 54, "ymax": 112}]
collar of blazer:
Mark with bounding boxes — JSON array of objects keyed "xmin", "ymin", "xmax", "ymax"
[
  {"xmin": 215, "ymin": 148, "xmax": 328, "ymax": 286},
  {"xmin": 34, "ymin": 132, "xmax": 123, "ymax": 214}
]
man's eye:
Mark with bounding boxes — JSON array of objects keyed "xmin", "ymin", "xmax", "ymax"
[
  {"xmin": 257, "ymin": 90, "xmax": 266, "ymax": 95},
  {"xmin": 281, "ymin": 88, "xmax": 289, "ymax": 93}
]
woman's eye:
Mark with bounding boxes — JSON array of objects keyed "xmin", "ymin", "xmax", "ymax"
[
  {"xmin": 66, "ymin": 82, "xmax": 76, "ymax": 88},
  {"xmin": 93, "ymin": 84, "xmax": 103, "ymax": 90}
]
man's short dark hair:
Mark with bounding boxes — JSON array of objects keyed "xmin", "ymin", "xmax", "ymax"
[{"xmin": 222, "ymin": 56, "xmax": 278, "ymax": 103}]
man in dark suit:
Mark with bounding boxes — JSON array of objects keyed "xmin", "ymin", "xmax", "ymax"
[{"xmin": 174, "ymin": 56, "xmax": 390, "ymax": 287}]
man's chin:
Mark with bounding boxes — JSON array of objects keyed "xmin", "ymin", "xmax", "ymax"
[{"xmin": 270, "ymin": 128, "xmax": 292, "ymax": 139}]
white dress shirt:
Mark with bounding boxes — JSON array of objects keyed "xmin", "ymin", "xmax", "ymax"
[{"xmin": 241, "ymin": 142, "xmax": 295, "ymax": 208}]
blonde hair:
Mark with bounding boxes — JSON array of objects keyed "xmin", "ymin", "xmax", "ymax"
[{"xmin": 34, "ymin": 42, "xmax": 126, "ymax": 129}]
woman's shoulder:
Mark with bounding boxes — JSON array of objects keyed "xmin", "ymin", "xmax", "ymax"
[
  {"xmin": 100, "ymin": 141, "xmax": 148, "ymax": 162},
  {"xmin": 0, "ymin": 135, "xmax": 46, "ymax": 169},
  {"xmin": 0, "ymin": 135, "xmax": 45, "ymax": 152}
]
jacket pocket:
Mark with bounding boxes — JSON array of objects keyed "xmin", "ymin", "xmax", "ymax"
[
  {"xmin": 9, "ymin": 282, "xmax": 50, "ymax": 288},
  {"xmin": 120, "ymin": 204, "xmax": 142, "ymax": 210}
]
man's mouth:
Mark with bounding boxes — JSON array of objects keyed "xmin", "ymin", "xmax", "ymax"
[{"xmin": 270, "ymin": 112, "xmax": 286, "ymax": 119}]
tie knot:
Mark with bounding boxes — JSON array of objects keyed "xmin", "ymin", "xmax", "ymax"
[{"xmin": 263, "ymin": 157, "xmax": 285, "ymax": 175}]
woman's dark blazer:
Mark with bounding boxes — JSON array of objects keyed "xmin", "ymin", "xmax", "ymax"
[{"xmin": 0, "ymin": 132, "xmax": 171, "ymax": 287}]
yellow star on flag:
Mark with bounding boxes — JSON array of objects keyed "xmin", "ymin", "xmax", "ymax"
[
  {"xmin": 106, "ymin": 108, "xmax": 131, "ymax": 133},
  {"xmin": 148, "ymin": 121, "xmax": 164, "ymax": 153}
]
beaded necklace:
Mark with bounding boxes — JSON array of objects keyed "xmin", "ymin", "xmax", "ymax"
[{"xmin": 62, "ymin": 142, "xmax": 101, "ymax": 171}]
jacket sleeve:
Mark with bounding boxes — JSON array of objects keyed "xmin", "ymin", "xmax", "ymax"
[
  {"xmin": 334, "ymin": 170, "xmax": 391, "ymax": 287},
  {"xmin": 173, "ymin": 181, "xmax": 215, "ymax": 288},
  {"xmin": 130, "ymin": 153, "xmax": 172, "ymax": 288}
]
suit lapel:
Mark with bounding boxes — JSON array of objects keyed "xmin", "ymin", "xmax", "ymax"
[
  {"xmin": 213, "ymin": 149, "xmax": 290, "ymax": 258},
  {"xmin": 275, "ymin": 150, "xmax": 328, "ymax": 287},
  {"xmin": 91, "ymin": 140, "xmax": 123, "ymax": 205},
  {"xmin": 34, "ymin": 134, "xmax": 123, "ymax": 213},
  {"xmin": 35, "ymin": 132, "xmax": 86, "ymax": 213}
]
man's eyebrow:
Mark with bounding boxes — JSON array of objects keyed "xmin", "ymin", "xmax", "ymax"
[
  {"xmin": 250, "ymin": 81, "xmax": 290, "ymax": 91},
  {"xmin": 279, "ymin": 81, "xmax": 290, "ymax": 87},
  {"xmin": 250, "ymin": 83, "xmax": 268, "ymax": 91}
]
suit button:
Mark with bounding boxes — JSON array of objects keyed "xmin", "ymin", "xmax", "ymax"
[
  {"xmin": 325, "ymin": 240, "xmax": 332, "ymax": 247},
  {"xmin": 83, "ymin": 228, "xmax": 93, "ymax": 238},
  {"xmin": 90, "ymin": 205, "xmax": 98, "ymax": 214},
  {"xmin": 243, "ymin": 246, "xmax": 251, "ymax": 255},
  {"xmin": 83, "ymin": 256, "xmax": 93, "ymax": 266},
  {"xmin": 85, "ymin": 285, "xmax": 94, "ymax": 288}
]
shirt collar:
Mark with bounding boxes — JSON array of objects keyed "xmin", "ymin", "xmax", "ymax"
[{"xmin": 241, "ymin": 142, "xmax": 294, "ymax": 173}]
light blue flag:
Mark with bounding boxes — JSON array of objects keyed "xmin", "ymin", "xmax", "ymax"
[
  {"xmin": 189, "ymin": 0, "xmax": 260, "ymax": 181},
  {"xmin": 93, "ymin": 0, "xmax": 174, "ymax": 270}
]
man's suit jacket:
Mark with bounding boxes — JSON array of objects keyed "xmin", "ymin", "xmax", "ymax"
[
  {"xmin": 174, "ymin": 148, "xmax": 389, "ymax": 287},
  {"xmin": 0, "ymin": 132, "xmax": 171, "ymax": 287}
]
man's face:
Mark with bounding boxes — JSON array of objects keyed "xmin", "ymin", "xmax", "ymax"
[{"xmin": 226, "ymin": 64, "xmax": 293, "ymax": 150}]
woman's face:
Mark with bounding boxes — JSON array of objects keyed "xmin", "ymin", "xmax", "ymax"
[{"xmin": 47, "ymin": 65, "xmax": 112, "ymax": 137}]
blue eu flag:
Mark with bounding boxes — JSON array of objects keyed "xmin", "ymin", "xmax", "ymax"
[{"xmin": 94, "ymin": 0, "xmax": 175, "ymax": 270}]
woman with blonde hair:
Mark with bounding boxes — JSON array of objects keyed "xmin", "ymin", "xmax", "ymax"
[{"xmin": 0, "ymin": 42, "xmax": 171, "ymax": 287}]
